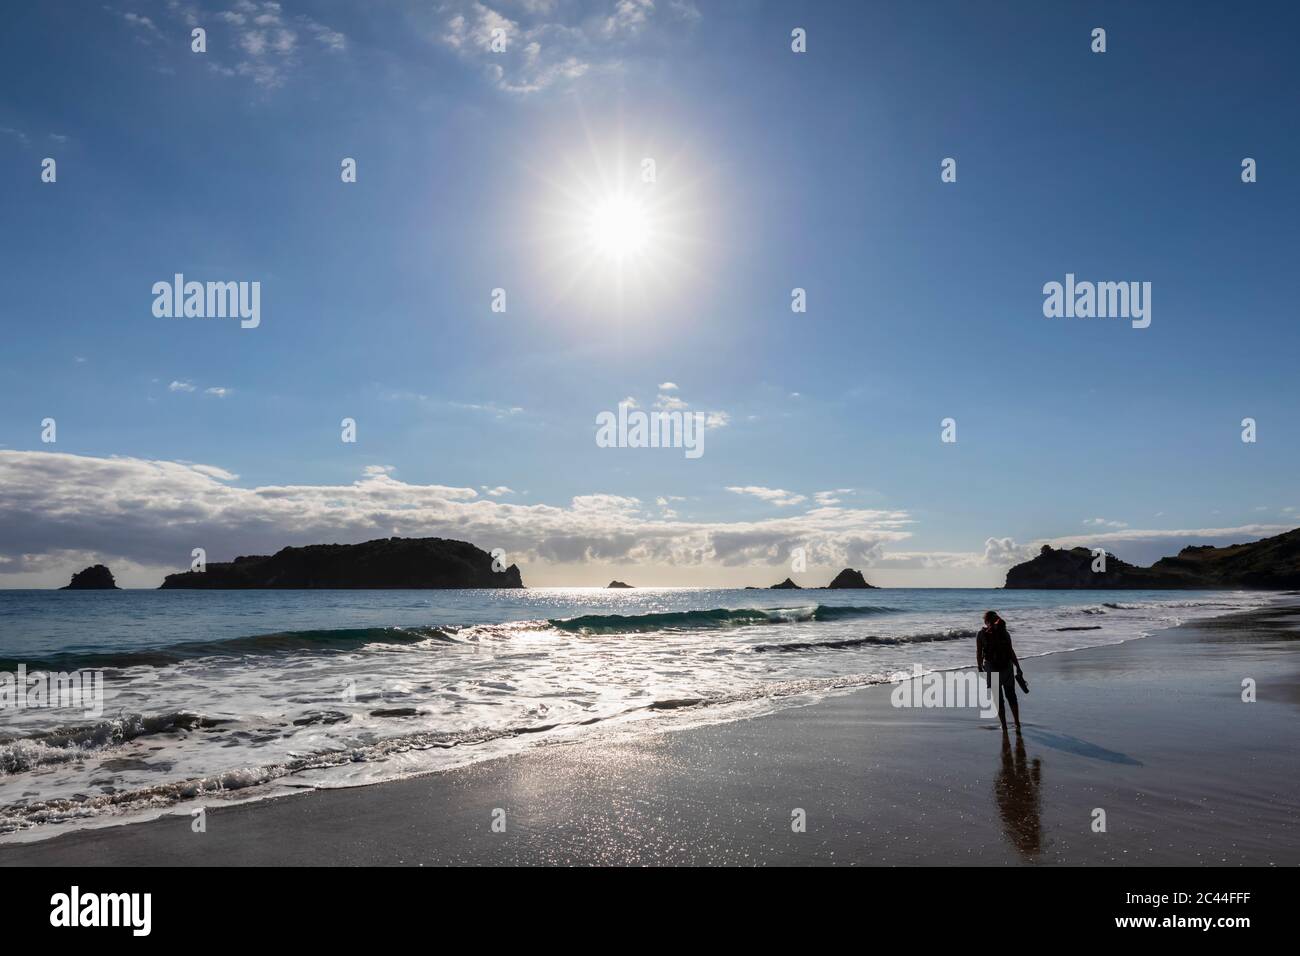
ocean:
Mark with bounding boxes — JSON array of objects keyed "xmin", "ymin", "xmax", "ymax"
[{"xmin": 0, "ymin": 586, "xmax": 1276, "ymax": 841}]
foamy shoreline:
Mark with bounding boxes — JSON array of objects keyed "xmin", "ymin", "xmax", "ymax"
[{"xmin": 3, "ymin": 598, "xmax": 1296, "ymax": 864}]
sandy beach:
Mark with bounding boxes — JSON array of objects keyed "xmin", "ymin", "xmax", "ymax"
[{"xmin": 3, "ymin": 600, "xmax": 1296, "ymax": 867}]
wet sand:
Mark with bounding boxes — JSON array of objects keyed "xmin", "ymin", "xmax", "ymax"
[{"xmin": 3, "ymin": 602, "xmax": 1298, "ymax": 865}]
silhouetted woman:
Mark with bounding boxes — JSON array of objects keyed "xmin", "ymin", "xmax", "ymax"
[{"xmin": 976, "ymin": 610, "xmax": 1024, "ymax": 734}]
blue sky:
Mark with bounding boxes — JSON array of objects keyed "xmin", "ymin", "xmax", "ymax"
[{"xmin": 1, "ymin": 0, "xmax": 1297, "ymax": 587}]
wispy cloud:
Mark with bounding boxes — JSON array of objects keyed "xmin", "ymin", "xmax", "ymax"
[
  {"xmin": 727, "ymin": 486, "xmax": 807, "ymax": 508},
  {"xmin": 0, "ymin": 126, "xmax": 31, "ymax": 147},
  {"xmin": 153, "ymin": 0, "xmax": 346, "ymax": 88},
  {"xmin": 814, "ymin": 488, "xmax": 854, "ymax": 506},
  {"xmin": 598, "ymin": 0, "xmax": 653, "ymax": 39},
  {"xmin": 637, "ymin": 386, "xmax": 729, "ymax": 429},
  {"xmin": 107, "ymin": 8, "xmax": 164, "ymax": 42},
  {"xmin": 434, "ymin": 0, "xmax": 701, "ymax": 94},
  {"xmin": 655, "ymin": 493, "xmax": 684, "ymax": 518},
  {"xmin": 451, "ymin": 400, "xmax": 524, "ymax": 418},
  {"xmin": 1083, "ymin": 517, "xmax": 1128, "ymax": 528}
]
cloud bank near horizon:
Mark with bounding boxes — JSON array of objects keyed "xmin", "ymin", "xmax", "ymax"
[
  {"xmin": 0, "ymin": 450, "xmax": 910, "ymax": 585},
  {"xmin": 0, "ymin": 451, "xmax": 1289, "ymax": 587}
]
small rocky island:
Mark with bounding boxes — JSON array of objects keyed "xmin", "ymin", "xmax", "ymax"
[
  {"xmin": 748, "ymin": 569, "xmax": 876, "ymax": 589},
  {"xmin": 159, "ymin": 537, "xmax": 524, "ymax": 589},
  {"xmin": 606, "ymin": 580, "xmax": 633, "ymax": 588},
  {"xmin": 61, "ymin": 565, "xmax": 120, "ymax": 590},
  {"xmin": 1005, "ymin": 529, "xmax": 1300, "ymax": 589},
  {"xmin": 825, "ymin": 568, "xmax": 874, "ymax": 589}
]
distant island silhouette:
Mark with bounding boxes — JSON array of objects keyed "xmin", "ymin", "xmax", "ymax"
[
  {"xmin": 745, "ymin": 569, "xmax": 875, "ymax": 589},
  {"xmin": 60, "ymin": 564, "xmax": 120, "ymax": 590},
  {"xmin": 158, "ymin": 537, "xmax": 523, "ymax": 589},
  {"xmin": 1005, "ymin": 528, "xmax": 1300, "ymax": 589}
]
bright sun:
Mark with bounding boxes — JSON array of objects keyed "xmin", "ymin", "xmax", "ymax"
[
  {"xmin": 529, "ymin": 137, "xmax": 710, "ymax": 314},
  {"xmin": 587, "ymin": 195, "xmax": 652, "ymax": 261}
]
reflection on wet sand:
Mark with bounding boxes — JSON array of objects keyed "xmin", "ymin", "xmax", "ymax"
[{"xmin": 995, "ymin": 733, "xmax": 1043, "ymax": 858}]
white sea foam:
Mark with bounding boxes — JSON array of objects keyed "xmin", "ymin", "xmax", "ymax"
[{"xmin": 0, "ymin": 588, "xmax": 1276, "ymax": 841}]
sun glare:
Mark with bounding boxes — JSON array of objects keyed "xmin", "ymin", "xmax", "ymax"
[
  {"xmin": 587, "ymin": 195, "xmax": 652, "ymax": 261},
  {"xmin": 527, "ymin": 131, "xmax": 712, "ymax": 316}
]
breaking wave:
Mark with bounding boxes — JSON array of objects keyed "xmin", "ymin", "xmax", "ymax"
[
  {"xmin": 753, "ymin": 628, "xmax": 978, "ymax": 653},
  {"xmin": 549, "ymin": 604, "xmax": 900, "ymax": 634}
]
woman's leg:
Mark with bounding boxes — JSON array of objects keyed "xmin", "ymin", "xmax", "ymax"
[
  {"xmin": 996, "ymin": 671, "xmax": 1008, "ymax": 731},
  {"xmin": 1001, "ymin": 669, "xmax": 1021, "ymax": 732}
]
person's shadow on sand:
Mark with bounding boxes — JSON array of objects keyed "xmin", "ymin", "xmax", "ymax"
[
  {"xmin": 995, "ymin": 733, "xmax": 1043, "ymax": 859},
  {"xmin": 1020, "ymin": 728, "xmax": 1142, "ymax": 766}
]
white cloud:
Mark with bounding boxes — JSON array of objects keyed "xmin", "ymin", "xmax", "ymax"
[
  {"xmin": 727, "ymin": 486, "xmax": 807, "ymax": 508},
  {"xmin": 1083, "ymin": 517, "xmax": 1128, "ymax": 528},
  {"xmin": 813, "ymin": 488, "xmax": 854, "ymax": 506},
  {"xmin": 703, "ymin": 410, "xmax": 730, "ymax": 429},
  {"xmin": 655, "ymin": 495, "xmax": 681, "ymax": 518},
  {"xmin": 641, "ymin": 388, "xmax": 729, "ymax": 429},
  {"xmin": 188, "ymin": 463, "xmax": 240, "ymax": 481},
  {"xmin": 654, "ymin": 391, "xmax": 688, "ymax": 411},
  {"xmin": 980, "ymin": 536, "xmax": 1032, "ymax": 566},
  {"xmin": 240, "ymin": 29, "xmax": 268, "ymax": 55},
  {"xmin": 204, "ymin": 386, "xmax": 231, "ymax": 398},
  {"xmin": 482, "ymin": 485, "xmax": 515, "ymax": 497},
  {"xmin": 305, "ymin": 20, "xmax": 346, "ymax": 51},
  {"xmin": 0, "ymin": 451, "xmax": 912, "ymax": 585},
  {"xmin": 599, "ymin": 0, "xmax": 653, "ymax": 39},
  {"xmin": 166, "ymin": 1, "xmax": 346, "ymax": 88},
  {"xmin": 110, "ymin": 9, "xmax": 164, "ymax": 41},
  {"xmin": 435, "ymin": 0, "xmax": 699, "ymax": 94},
  {"xmin": 667, "ymin": 0, "xmax": 700, "ymax": 22},
  {"xmin": 168, "ymin": 380, "xmax": 196, "ymax": 392},
  {"xmin": 166, "ymin": 0, "xmax": 201, "ymax": 27},
  {"xmin": 657, "ymin": 381, "xmax": 678, "ymax": 391}
]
